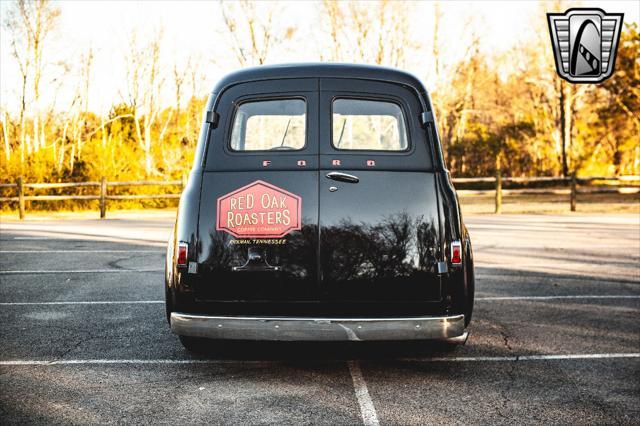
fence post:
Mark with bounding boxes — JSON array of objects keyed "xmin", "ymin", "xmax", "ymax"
[
  {"xmin": 570, "ymin": 172, "xmax": 577, "ymax": 212},
  {"xmin": 99, "ymin": 177, "xmax": 107, "ymax": 219},
  {"xmin": 494, "ymin": 170, "xmax": 502, "ymax": 214},
  {"xmin": 17, "ymin": 176, "xmax": 25, "ymax": 220}
]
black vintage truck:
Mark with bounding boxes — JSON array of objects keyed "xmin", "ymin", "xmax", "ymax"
[{"xmin": 165, "ymin": 64, "xmax": 474, "ymax": 350}]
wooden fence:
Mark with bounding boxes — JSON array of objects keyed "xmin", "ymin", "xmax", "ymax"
[
  {"xmin": 455, "ymin": 174, "xmax": 639, "ymax": 214},
  {"xmin": 0, "ymin": 174, "xmax": 638, "ymax": 219},
  {"xmin": 0, "ymin": 177, "xmax": 185, "ymax": 219}
]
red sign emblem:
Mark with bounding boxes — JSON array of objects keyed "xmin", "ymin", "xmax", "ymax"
[{"xmin": 216, "ymin": 180, "xmax": 302, "ymax": 238}]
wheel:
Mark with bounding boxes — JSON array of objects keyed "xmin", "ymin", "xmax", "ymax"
[
  {"xmin": 179, "ymin": 335, "xmax": 209, "ymax": 352},
  {"xmin": 439, "ymin": 341, "xmax": 461, "ymax": 352}
]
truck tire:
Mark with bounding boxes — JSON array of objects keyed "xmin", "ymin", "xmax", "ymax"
[{"xmin": 178, "ymin": 335, "xmax": 209, "ymax": 352}]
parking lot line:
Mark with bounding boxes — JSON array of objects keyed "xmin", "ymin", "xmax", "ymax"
[
  {"xmin": 1, "ymin": 353, "xmax": 638, "ymax": 366},
  {"xmin": 0, "ymin": 301, "xmax": 163, "ymax": 306},
  {"xmin": 478, "ymin": 262, "xmax": 640, "ymax": 268},
  {"xmin": 0, "ymin": 250, "xmax": 163, "ymax": 253},
  {"xmin": 401, "ymin": 353, "xmax": 640, "ymax": 362},
  {"xmin": 0, "ymin": 269, "xmax": 163, "ymax": 274},
  {"xmin": 348, "ymin": 360, "xmax": 380, "ymax": 426},
  {"xmin": 477, "ymin": 295, "xmax": 640, "ymax": 301},
  {"xmin": 0, "ymin": 359, "xmax": 267, "ymax": 365},
  {"xmin": 11, "ymin": 237, "xmax": 53, "ymax": 240},
  {"xmin": 1, "ymin": 295, "xmax": 638, "ymax": 306}
]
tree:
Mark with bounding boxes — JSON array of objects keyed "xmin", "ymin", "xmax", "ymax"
[
  {"xmin": 219, "ymin": 0, "xmax": 295, "ymax": 66},
  {"xmin": 319, "ymin": 0, "xmax": 414, "ymax": 67},
  {"xmin": 2, "ymin": 0, "xmax": 60, "ymax": 158},
  {"xmin": 123, "ymin": 29, "xmax": 165, "ymax": 176},
  {"xmin": 588, "ymin": 23, "xmax": 640, "ymax": 175},
  {"xmin": 509, "ymin": 1, "xmax": 581, "ymax": 177}
]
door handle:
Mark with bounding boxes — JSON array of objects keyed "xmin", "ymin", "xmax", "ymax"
[{"xmin": 325, "ymin": 172, "xmax": 359, "ymax": 184}]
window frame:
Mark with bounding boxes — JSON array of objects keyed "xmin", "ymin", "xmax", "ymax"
[
  {"xmin": 329, "ymin": 96, "xmax": 411, "ymax": 153},
  {"xmin": 227, "ymin": 96, "xmax": 309, "ymax": 153}
]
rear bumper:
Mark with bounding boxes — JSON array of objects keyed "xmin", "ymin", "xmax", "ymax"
[{"xmin": 170, "ymin": 312, "xmax": 465, "ymax": 341}]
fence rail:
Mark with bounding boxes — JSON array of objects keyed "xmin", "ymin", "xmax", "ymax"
[
  {"xmin": 0, "ymin": 177, "xmax": 185, "ymax": 219},
  {"xmin": 455, "ymin": 174, "xmax": 639, "ymax": 214},
  {"xmin": 1, "ymin": 175, "xmax": 638, "ymax": 219}
]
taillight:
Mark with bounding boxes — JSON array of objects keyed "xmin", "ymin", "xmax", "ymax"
[
  {"xmin": 451, "ymin": 240, "xmax": 462, "ymax": 265},
  {"xmin": 177, "ymin": 242, "xmax": 188, "ymax": 266}
]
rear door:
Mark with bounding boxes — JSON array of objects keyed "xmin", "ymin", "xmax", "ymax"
[
  {"xmin": 197, "ymin": 79, "xmax": 320, "ymax": 300},
  {"xmin": 319, "ymin": 78, "xmax": 442, "ymax": 301}
]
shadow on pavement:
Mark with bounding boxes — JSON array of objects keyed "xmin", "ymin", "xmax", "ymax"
[{"xmin": 179, "ymin": 339, "xmax": 462, "ymax": 361}]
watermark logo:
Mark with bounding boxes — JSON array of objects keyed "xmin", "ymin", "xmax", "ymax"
[{"xmin": 547, "ymin": 8, "xmax": 623, "ymax": 83}]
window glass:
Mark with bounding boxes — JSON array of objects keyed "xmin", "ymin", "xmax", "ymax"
[
  {"xmin": 230, "ymin": 99, "xmax": 306, "ymax": 151},
  {"xmin": 332, "ymin": 99, "xmax": 408, "ymax": 151}
]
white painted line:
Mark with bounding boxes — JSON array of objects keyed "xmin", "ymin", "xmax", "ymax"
[
  {"xmin": 12, "ymin": 237, "xmax": 52, "ymax": 240},
  {"xmin": 0, "ymin": 301, "xmax": 163, "ymax": 306},
  {"xmin": 0, "ymin": 359, "xmax": 243, "ymax": 365},
  {"xmin": 347, "ymin": 360, "xmax": 379, "ymax": 426},
  {"xmin": 3, "ymin": 237, "xmax": 165, "ymax": 246},
  {"xmin": 1, "ymin": 353, "xmax": 638, "ymax": 366},
  {"xmin": 402, "ymin": 353, "xmax": 640, "ymax": 362},
  {"xmin": 0, "ymin": 269, "xmax": 163, "ymax": 274},
  {"xmin": 477, "ymin": 295, "xmax": 640, "ymax": 301},
  {"xmin": 478, "ymin": 262, "xmax": 639, "ymax": 267},
  {"xmin": 517, "ymin": 353, "xmax": 640, "ymax": 361},
  {"xmin": 0, "ymin": 250, "xmax": 162, "ymax": 253}
]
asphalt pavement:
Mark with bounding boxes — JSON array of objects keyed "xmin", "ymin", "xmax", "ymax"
[{"xmin": 1, "ymin": 213, "xmax": 638, "ymax": 424}]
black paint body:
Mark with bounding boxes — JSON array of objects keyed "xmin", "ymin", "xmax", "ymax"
[{"xmin": 166, "ymin": 64, "xmax": 474, "ymax": 323}]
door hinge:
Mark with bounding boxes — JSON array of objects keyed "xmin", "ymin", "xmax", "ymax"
[
  {"xmin": 420, "ymin": 111, "xmax": 434, "ymax": 127},
  {"xmin": 206, "ymin": 110, "xmax": 219, "ymax": 128}
]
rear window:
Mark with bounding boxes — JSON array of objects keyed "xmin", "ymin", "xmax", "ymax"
[
  {"xmin": 332, "ymin": 99, "xmax": 408, "ymax": 151},
  {"xmin": 230, "ymin": 99, "xmax": 306, "ymax": 151}
]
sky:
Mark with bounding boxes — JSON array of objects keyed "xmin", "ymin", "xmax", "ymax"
[{"xmin": 1, "ymin": 0, "xmax": 638, "ymax": 114}]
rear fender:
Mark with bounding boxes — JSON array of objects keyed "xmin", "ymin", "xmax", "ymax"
[
  {"xmin": 168, "ymin": 169, "xmax": 203, "ymax": 306},
  {"xmin": 444, "ymin": 240, "xmax": 474, "ymax": 325},
  {"xmin": 168, "ymin": 97, "xmax": 211, "ymax": 295},
  {"xmin": 436, "ymin": 172, "xmax": 474, "ymax": 322},
  {"xmin": 463, "ymin": 237, "xmax": 475, "ymax": 326}
]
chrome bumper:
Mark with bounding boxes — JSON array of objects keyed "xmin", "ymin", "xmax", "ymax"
[{"xmin": 170, "ymin": 313, "xmax": 465, "ymax": 341}]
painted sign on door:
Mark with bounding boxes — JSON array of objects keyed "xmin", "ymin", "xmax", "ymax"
[{"xmin": 216, "ymin": 180, "xmax": 302, "ymax": 238}]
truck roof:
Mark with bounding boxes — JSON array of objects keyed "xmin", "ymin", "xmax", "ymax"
[{"xmin": 211, "ymin": 63, "xmax": 428, "ymax": 96}]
